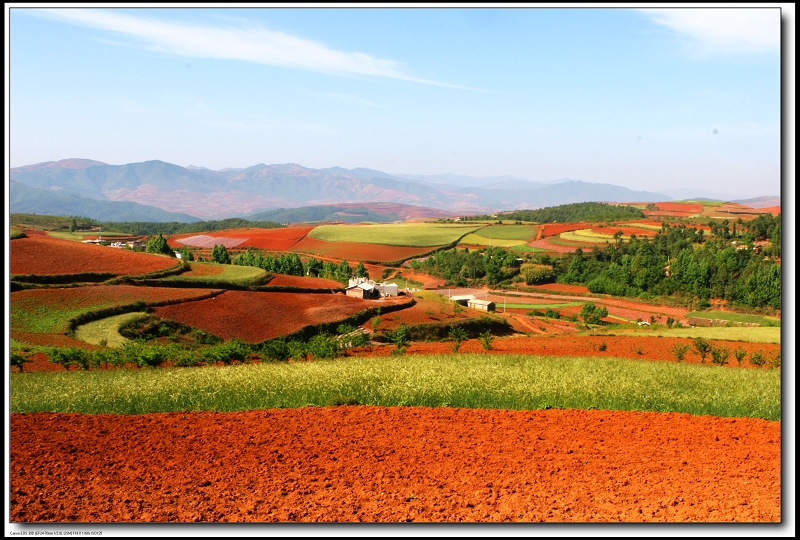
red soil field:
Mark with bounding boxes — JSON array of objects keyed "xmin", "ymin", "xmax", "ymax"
[
  {"xmin": 9, "ymin": 407, "xmax": 780, "ymax": 522},
  {"xmin": 643, "ymin": 210, "xmax": 698, "ymax": 218},
  {"xmin": 10, "ymin": 236, "xmax": 179, "ymax": 276},
  {"xmin": 538, "ymin": 222, "xmax": 592, "ymax": 239},
  {"xmin": 169, "ymin": 227, "xmax": 314, "ymax": 251},
  {"xmin": 291, "ymin": 236, "xmax": 436, "ymax": 263},
  {"xmin": 151, "ymin": 291, "xmax": 412, "ymax": 342},
  {"xmin": 528, "ymin": 283, "xmax": 590, "ymax": 294},
  {"xmin": 178, "ymin": 263, "xmax": 225, "ymax": 277},
  {"xmin": 170, "ymin": 235, "xmax": 250, "ymax": 249},
  {"xmin": 356, "ymin": 334, "xmax": 780, "ymax": 368},
  {"xmin": 395, "ymin": 268, "xmax": 448, "ymax": 289},
  {"xmin": 367, "ymin": 296, "xmax": 477, "ymax": 332},
  {"xmin": 654, "ymin": 202, "xmax": 704, "ymax": 213},
  {"xmin": 527, "ymin": 238, "xmax": 588, "ymax": 253},
  {"xmin": 266, "ymin": 274, "xmax": 344, "ymax": 289}
]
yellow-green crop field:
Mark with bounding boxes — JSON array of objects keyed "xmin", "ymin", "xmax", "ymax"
[
  {"xmin": 459, "ymin": 233, "xmax": 527, "ymax": 248},
  {"xmin": 308, "ymin": 222, "xmax": 483, "ymax": 247}
]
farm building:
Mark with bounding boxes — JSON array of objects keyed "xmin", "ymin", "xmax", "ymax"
[
  {"xmin": 345, "ymin": 281, "xmax": 377, "ymax": 299},
  {"xmin": 347, "ymin": 278, "xmax": 399, "ymax": 298},
  {"xmin": 375, "ymin": 282, "xmax": 399, "ymax": 297},
  {"xmin": 467, "ymin": 299, "xmax": 496, "ymax": 312},
  {"xmin": 450, "ymin": 294, "xmax": 476, "ymax": 306}
]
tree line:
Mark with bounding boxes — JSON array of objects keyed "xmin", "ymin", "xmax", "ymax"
[{"xmin": 464, "ymin": 202, "xmax": 645, "ymax": 223}]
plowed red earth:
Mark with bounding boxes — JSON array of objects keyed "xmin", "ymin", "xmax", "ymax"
[
  {"xmin": 151, "ymin": 291, "xmax": 412, "ymax": 342},
  {"xmin": 8, "ymin": 407, "xmax": 780, "ymax": 523},
  {"xmin": 169, "ymin": 227, "xmax": 314, "ymax": 251},
  {"xmin": 291, "ymin": 236, "xmax": 436, "ymax": 263},
  {"xmin": 389, "ymin": 336, "xmax": 778, "ymax": 367},
  {"xmin": 10, "ymin": 236, "xmax": 179, "ymax": 276}
]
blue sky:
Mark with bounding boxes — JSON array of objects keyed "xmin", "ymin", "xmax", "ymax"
[{"xmin": 6, "ymin": 4, "xmax": 789, "ymax": 198}]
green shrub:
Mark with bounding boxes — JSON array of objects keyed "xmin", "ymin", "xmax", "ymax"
[
  {"xmin": 307, "ymin": 333, "xmax": 338, "ymax": 360},
  {"xmin": 261, "ymin": 339, "xmax": 290, "ymax": 362},
  {"xmin": 750, "ymin": 351, "xmax": 765, "ymax": 368},
  {"xmin": 449, "ymin": 327, "xmax": 468, "ymax": 353},
  {"xmin": 287, "ymin": 340, "xmax": 308, "ymax": 361},
  {"xmin": 672, "ymin": 343, "xmax": 690, "ymax": 362},
  {"xmin": 10, "ymin": 351, "xmax": 32, "ymax": 373},
  {"xmin": 48, "ymin": 347, "xmax": 93, "ymax": 371},
  {"xmin": 769, "ymin": 351, "xmax": 781, "ymax": 369},
  {"xmin": 598, "ymin": 341, "xmax": 607, "ymax": 352},
  {"xmin": 478, "ymin": 330, "xmax": 494, "ymax": 351},
  {"xmin": 734, "ymin": 347, "xmax": 747, "ymax": 366},
  {"xmin": 692, "ymin": 337, "xmax": 712, "ymax": 363},
  {"xmin": 711, "ymin": 346, "xmax": 730, "ymax": 366},
  {"xmin": 203, "ymin": 339, "xmax": 252, "ymax": 366},
  {"xmin": 391, "ymin": 324, "xmax": 410, "ymax": 354}
]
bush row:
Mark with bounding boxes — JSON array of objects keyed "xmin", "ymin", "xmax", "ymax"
[{"xmin": 372, "ymin": 316, "xmax": 513, "ymax": 343}]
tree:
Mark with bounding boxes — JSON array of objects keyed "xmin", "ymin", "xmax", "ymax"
[
  {"xmin": 211, "ymin": 244, "xmax": 230, "ymax": 264},
  {"xmin": 671, "ymin": 343, "xmax": 690, "ymax": 362},
  {"xmin": 146, "ymin": 233, "xmax": 174, "ymax": 256},
  {"xmin": 353, "ymin": 261, "xmax": 369, "ymax": 279},
  {"xmin": 391, "ymin": 324, "xmax": 410, "ymax": 353},
  {"xmin": 177, "ymin": 247, "xmax": 195, "ymax": 261},
  {"xmin": 580, "ymin": 302, "xmax": 608, "ymax": 325},
  {"xmin": 336, "ymin": 260, "xmax": 352, "ymax": 282}
]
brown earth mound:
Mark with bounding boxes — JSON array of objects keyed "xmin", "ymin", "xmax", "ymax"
[{"xmin": 9, "ymin": 407, "xmax": 780, "ymax": 523}]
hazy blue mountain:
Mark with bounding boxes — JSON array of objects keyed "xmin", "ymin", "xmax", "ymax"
[{"xmin": 246, "ymin": 202, "xmax": 451, "ymax": 224}]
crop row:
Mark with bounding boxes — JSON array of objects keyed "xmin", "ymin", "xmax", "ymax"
[{"xmin": 9, "ymin": 352, "xmax": 781, "ymax": 420}]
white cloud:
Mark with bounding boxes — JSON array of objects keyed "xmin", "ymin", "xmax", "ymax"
[
  {"xmin": 640, "ymin": 7, "xmax": 781, "ymax": 55},
  {"xmin": 36, "ymin": 8, "xmax": 473, "ymax": 89}
]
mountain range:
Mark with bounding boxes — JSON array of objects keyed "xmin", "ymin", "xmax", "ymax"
[{"xmin": 9, "ymin": 158, "xmax": 778, "ymax": 223}]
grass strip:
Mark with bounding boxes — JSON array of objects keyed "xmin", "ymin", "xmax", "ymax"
[{"xmin": 10, "ymin": 353, "xmax": 780, "ymax": 421}]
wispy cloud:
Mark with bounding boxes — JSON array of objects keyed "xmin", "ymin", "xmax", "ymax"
[
  {"xmin": 37, "ymin": 8, "xmax": 474, "ymax": 89},
  {"xmin": 639, "ymin": 7, "xmax": 780, "ymax": 55}
]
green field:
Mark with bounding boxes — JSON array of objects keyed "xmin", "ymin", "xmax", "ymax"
[
  {"xmin": 159, "ymin": 263, "xmax": 270, "ymax": 287},
  {"xmin": 473, "ymin": 224, "xmax": 537, "ymax": 241},
  {"xmin": 308, "ymin": 223, "xmax": 482, "ymax": 247},
  {"xmin": 9, "ymin": 353, "xmax": 780, "ymax": 420},
  {"xmin": 687, "ymin": 310, "xmax": 781, "ymax": 327}
]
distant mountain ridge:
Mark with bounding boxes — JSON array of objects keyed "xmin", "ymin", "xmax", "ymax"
[{"xmin": 9, "ymin": 158, "xmax": 770, "ymax": 223}]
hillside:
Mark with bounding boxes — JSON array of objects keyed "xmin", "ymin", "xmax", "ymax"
[{"xmin": 246, "ymin": 202, "xmax": 452, "ymax": 224}]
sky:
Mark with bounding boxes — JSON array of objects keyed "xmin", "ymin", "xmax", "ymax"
[{"xmin": 5, "ymin": 3, "xmax": 791, "ymax": 199}]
